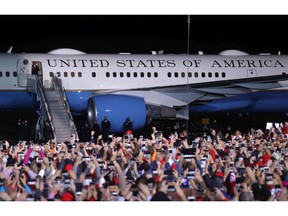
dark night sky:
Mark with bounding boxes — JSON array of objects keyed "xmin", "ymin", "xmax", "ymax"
[{"xmin": 1, "ymin": 15, "xmax": 288, "ymax": 55}]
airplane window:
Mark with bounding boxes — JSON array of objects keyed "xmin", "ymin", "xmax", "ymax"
[
  {"xmin": 222, "ymin": 72, "xmax": 226, "ymax": 78},
  {"xmin": 6, "ymin": 71, "xmax": 10, "ymax": 77},
  {"xmin": 154, "ymin": 72, "xmax": 158, "ymax": 78},
  {"xmin": 133, "ymin": 72, "xmax": 138, "ymax": 77},
  {"xmin": 208, "ymin": 72, "xmax": 212, "ymax": 78},
  {"xmin": 78, "ymin": 72, "xmax": 82, "ymax": 77},
  {"xmin": 215, "ymin": 72, "xmax": 219, "ymax": 78},
  {"xmin": 181, "ymin": 72, "xmax": 185, "ymax": 78},
  {"xmin": 13, "ymin": 72, "xmax": 17, "ymax": 77},
  {"xmin": 194, "ymin": 72, "xmax": 198, "ymax": 78},
  {"xmin": 188, "ymin": 72, "xmax": 192, "ymax": 78},
  {"xmin": 147, "ymin": 72, "xmax": 151, "ymax": 77},
  {"xmin": 64, "ymin": 72, "xmax": 68, "ymax": 77},
  {"xmin": 120, "ymin": 72, "xmax": 124, "ymax": 77},
  {"xmin": 92, "ymin": 72, "xmax": 96, "ymax": 77},
  {"xmin": 140, "ymin": 72, "xmax": 144, "ymax": 78},
  {"xmin": 57, "ymin": 72, "xmax": 61, "ymax": 77},
  {"xmin": 113, "ymin": 72, "xmax": 117, "ymax": 77},
  {"xmin": 71, "ymin": 72, "xmax": 75, "ymax": 77},
  {"xmin": 49, "ymin": 72, "xmax": 53, "ymax": 77},
  {"xmin": 174, "ymin": 72, "xmax": 178, "ymax": 78},
  {"xmin": 106, "ymin": 72, "xmax": 110, "ymax": 77},
  {"xmin": 201, "ymin": 72, "xmax": 205, "ymax": 78},
  {"xmin": 127, "ymin": 72, "xmax": 131, "ymax": 77},
  {"xmin": 0, "ymin": 71, "xmax": 2, "ymax": 77},
  {"xmin": 168, "ymin": 72, "xmax": 172, "ymax": 78}
]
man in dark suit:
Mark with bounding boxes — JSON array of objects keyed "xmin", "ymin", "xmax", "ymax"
[{"xmin": 101, "ymin": 116, "xmax": 111, "ymax": 142}]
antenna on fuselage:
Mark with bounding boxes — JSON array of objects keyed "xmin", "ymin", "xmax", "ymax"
[
  {"xmin": 7, "ymin": 46, "xmax": 13, "ymax": 53},
  {"xmin": 151, "ymin": 50, "xmax": 164, "ymax": 55}
]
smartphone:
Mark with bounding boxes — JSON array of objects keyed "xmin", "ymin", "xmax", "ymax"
[
  {"xmin": 82, "ymin": 156, "xmax": 91, "ymax": 161},
  {"xmin": 36, "ymin": 158, "xmax": 43, "ymax": 163},
  {"xmin": 200, "ymin": 158, "xmax": 206, "ymax": 169},
  {"xmin": 98, "ymin": 161, "xmax": 105, "ymax": 167},
  {"xmin": 76, "ymin": 183, "xmax": 83, "ymax": 196},
  {"xmin": 166, "ymin": 185, "xmax": 175, "ymax": 192},
  {"xmin": 101, "ymin": 168, "xmax": 110, "ymax": 175},
  {"xmin": 107, "ymin": 162, "xmax": 115, "ymax": 169},
  {"xmin": 187, "ymin": 196, "xmax": 195, "ymax": 201},
  {"xmin": 186, "ymin": 169, "xmax": 195, "ymax": 179},
  {"xmin": 207, "ymin": 135, "xmax": 211, "ymax": 142}
]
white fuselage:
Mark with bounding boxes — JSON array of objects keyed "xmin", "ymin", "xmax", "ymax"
[{"xmin": 0, "ymin": 53, "xmax": 287, "ymax": 92}]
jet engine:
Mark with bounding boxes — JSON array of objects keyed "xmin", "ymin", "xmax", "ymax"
[{"xmin": 87, "ymin": 94, "xmax": 147, "ymax": 133}]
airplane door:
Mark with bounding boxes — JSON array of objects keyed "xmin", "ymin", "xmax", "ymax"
[
  {"xmin": 17, "ymin": 58, "xmax": 32, "ymax": 87},
  {"xmin": 247, "ymin": 69, "xmax": 257, "ymax": 78}
]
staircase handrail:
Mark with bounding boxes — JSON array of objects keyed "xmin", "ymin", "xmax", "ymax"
[
  {"xmin": 51, "ymin": 75, "xmax": 78, "ymax": 140},
  {"xmin": 31, "ymin": 75, "xmax": 57, "ymax": 142}
]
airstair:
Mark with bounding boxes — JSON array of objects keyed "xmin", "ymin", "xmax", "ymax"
[{"xmin": 27, "ymin": 75, "xmax": 78, "ymax": 143}]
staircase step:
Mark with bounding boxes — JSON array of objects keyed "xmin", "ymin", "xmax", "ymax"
[{"xmin": 41, "ymin": 87, "xmax": 77, "ymax": 142}]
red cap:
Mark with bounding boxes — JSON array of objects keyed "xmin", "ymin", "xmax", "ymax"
[
  {"xmin": 215, "ymin": 171, "xmax": 224, "ymax": 178},
  {"xmin": 61, "ymin": 192, "xmax": 74, "ymax": 201},
  {"xmin": 65, "ymin": 164, "xmax": 73, "ymax": 171},
  {"xmin": 171, "ymin": 163, "xmax": 177, "ymax": 170}
]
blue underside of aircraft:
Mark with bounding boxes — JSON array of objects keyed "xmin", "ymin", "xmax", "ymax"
[
  {"xmin": 1, "ymin": 91, "xmax": 288, "ymax": 133},
  {"xmin": 189, "ymin": 91, "xmax": 288, "ymax": 113},
  {"xmin": 0, "ymin": 91, "xmax": 146, "ymax": 133}
]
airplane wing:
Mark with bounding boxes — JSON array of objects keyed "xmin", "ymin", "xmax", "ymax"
[{"xmin": 110, "ymin": 76, "xmax": 288, "ymax": 108}]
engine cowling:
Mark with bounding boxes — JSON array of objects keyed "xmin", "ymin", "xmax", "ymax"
[{"xmin": 87, "ymin": 94, "xmax": 147, "ymax": 133}]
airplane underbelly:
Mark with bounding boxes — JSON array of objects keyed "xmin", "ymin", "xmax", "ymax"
[{"xmin": 0, "ymin": 91, "xmax": 37, "ymax": 110}]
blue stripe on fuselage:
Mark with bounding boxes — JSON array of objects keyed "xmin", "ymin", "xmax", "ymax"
[{"xmin": 0, "ymin": 91, "xmax": 93, "ymax": 116}]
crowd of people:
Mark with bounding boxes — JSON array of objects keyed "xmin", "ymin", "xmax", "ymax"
[{"xmin": 1, "ymin": 117, "xmax": 288, "ymax": 202}]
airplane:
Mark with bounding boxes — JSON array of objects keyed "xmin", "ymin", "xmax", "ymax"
[{"xmin": 1, "ymin": 48, "xmax": 288, "ymax": 142}]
